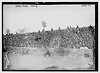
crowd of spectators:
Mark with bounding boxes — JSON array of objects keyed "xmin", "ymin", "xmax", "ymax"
[{"xmin": 3, "ymin": 25, "xmax": 95, "ymax": 51}]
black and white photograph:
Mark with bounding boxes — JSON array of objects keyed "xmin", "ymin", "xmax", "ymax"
[{"xmin": 2, "ymin": 2, "xmax": 98, "ymax": 71}]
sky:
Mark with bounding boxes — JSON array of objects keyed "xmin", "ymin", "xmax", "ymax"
[{"xmin": 3, "ymin": 4, "xmax": 95, "ymax": 34}]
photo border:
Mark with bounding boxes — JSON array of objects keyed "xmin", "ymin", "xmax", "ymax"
[{"xmin": 2, "ymin": 2, "xmax": 98, "ymax": 71}]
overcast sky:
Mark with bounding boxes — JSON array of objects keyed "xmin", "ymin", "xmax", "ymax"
[{"xmin": 3, "ymin": 5, "xmax": 95, "ymax": 34}]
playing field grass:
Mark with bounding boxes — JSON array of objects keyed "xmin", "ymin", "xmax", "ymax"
[{"xmin": 6, "ymin": 47, "xmax": 94, "ymax": 70}]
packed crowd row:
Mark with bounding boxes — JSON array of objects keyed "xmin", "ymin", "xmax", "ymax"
[{"xmin": 3, "ymin": 25, "xmax": 95, "ymax": 50}]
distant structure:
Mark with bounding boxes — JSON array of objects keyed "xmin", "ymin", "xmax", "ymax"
[
  {"xmin": 6, "ymin": 29, "xmax": 10, "ymax": 35},
  {"xmin": 76, "ymin": 25, "xmax": 79, "ymax": 29},
  {"xmin": 58, "ymin": 27, "xmax": 61, "ymax": 30},
  {"xmin": 41, "ymin": 20, "xmax": 47, "ymax": 31},
  {"xmin": 76, "ymin": 25, "xmax": 80, "ymax": 33},
  {"xmin": 17, "ymin": 28, "xmax": 27, "ymax": 34},
  {"xmin": 51, "ymin": 28, "xmax": 53, "ymax": 31},
  {"xmin": 38, "ymin": 30, "xmax": 40, "ymax": 33}
]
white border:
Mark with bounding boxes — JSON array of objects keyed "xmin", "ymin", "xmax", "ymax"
[{"xmin": 0, "ymin": 0, "xmax": 99, "ymax": 73}]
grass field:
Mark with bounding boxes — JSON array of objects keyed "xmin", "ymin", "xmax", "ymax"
[{"xmin": 6, "ymin": 47, "xmax": 94, "ymax": 70}]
